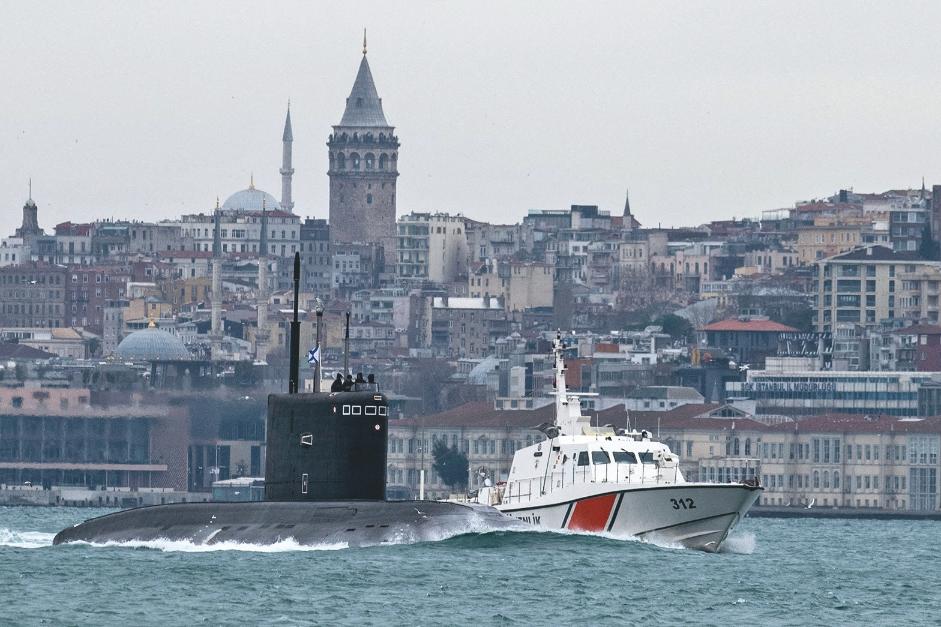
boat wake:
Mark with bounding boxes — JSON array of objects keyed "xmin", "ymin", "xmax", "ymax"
[
  {"xmin": 718, "ymin": 530, "xmax": 756, "ymax": 555},
  {"xmin": 1, "ymin": 522, "xmax": 756, "ymax": 554},
  {"xmin": 0, "ymin": 528, "xmax": 58, "ymax": 549}
]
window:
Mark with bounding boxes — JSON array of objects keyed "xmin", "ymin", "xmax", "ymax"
[
  {"xmin": 612, "ymin": 451, "xmax": 637, "ymax": 464},
  {"xmin": 576, "ymin": 451, "xmax": 590, "ymax": 466},
  {"xmin": 591, "ymin": 451, "xmax": 610, "ymax": 465}
]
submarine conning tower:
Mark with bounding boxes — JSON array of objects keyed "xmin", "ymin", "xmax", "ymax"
[
  {"xmin": 264, "ymin": 252, "xmax": 389, "ymax": 502},
  {"xmin": 264, "ymin": 390, "xmax": 389, "ymax": 501}
]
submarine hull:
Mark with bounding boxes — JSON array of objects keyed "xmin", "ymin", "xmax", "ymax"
[{"xmin": 52, "ymin": 500, "xmax": 520, "ymax": 547}]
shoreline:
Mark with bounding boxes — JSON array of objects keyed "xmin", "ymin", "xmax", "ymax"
[{"xmin": 748, "ymin": 506, "xmax": 941, "ymax": 521}]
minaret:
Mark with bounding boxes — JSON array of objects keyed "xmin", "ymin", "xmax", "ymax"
[
  {"xmin": 210, "ymin": 200, "xmax": 223, "ymax": 360},
  {"xmin": 327, "ymin": 33, "xmax": 399, "ymax": 254},
  {"xmin": 280, "ymin": 102, "xmax": 295, "ymax": 212},
  {"xmin": 255, "ymin": 202, "xmax": 270, "ymax": 362}
]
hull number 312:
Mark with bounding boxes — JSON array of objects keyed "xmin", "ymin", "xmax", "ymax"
[{"xmin": 670, "ymin": 498, "xmax": 696, "ymax": 510}]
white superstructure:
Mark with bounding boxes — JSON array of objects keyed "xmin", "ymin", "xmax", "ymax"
[{"xmin": 474, "ymin": 333, "xmax": 762, "ymax": 552}]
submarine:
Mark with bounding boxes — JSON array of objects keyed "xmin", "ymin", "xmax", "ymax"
[{"xmin": 54, "ymin": 254, "xmax": 517, "ymax": 548}]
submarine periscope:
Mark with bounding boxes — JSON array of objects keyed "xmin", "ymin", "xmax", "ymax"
[{"xmin": 53, "ymin": 253, "xmax": 516, "ymax": 548}]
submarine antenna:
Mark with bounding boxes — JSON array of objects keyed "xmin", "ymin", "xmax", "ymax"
[
  {"xmin": 289, "ymin": 251, "xmax": 301, "ymax": 394},
  {"xmin": 343, "ymin": 311, "xmax": 351, "ymax": 375}
]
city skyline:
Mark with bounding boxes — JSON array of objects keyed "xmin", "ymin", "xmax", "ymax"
[{"xmin": 4, "ymin": 1, "xmax": 941, "ymax": 229}]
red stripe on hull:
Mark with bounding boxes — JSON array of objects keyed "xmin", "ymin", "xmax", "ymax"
[{"xmin": 566, "ymin": 493, "xmax": 617, "ymax": 532}]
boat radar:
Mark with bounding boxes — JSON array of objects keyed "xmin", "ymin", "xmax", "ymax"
[{"xmin": 54, "ymin": 253, "xmax": 515, "ymax": 548}]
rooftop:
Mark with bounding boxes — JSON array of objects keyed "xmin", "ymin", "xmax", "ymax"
[
  {"xmin": 337, "ymin": 55, "xmax": 390, "ymax": 127},
  {"xmin": 823, "ymin": 245, "xmax": 925, "ymax": 262},
  {"xmin": 701, "ymin": 319, "xmax": 798, "ymax": 333}
]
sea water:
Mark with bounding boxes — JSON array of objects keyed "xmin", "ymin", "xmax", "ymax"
[{"xmin": 0, "ymin": 506, "xmax": 938, "ymax": 626}]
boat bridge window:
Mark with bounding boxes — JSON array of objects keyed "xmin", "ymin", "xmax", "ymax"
[
  {"xmin": 612, "ymin": 451, "xmax": 638, "ymax": 464},
  {"xmin": 591, "ymin": 451, "xmax": 610, "ymax": 465},
  {"xmin": 639, "ymin": 452, "xmax": 657, "ymax": 463},
  {"xmin": 576, "ymin": 451, "xmax": 590, "ymax": 466}
]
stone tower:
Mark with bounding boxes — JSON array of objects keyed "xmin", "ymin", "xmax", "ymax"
[
  {"xmin": 281, "ymin": 103, "xmax": 295, "ymax": 212},
  {"xmin": 16, "ymin": 180, "xmax": 43, "ymax": 238},
  {"xmin": 327, "ymin": 36, "xmax": 399, "ymax": 255}
]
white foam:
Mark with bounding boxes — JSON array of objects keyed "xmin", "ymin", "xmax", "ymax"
[
  {"xmin": 0, "ymin": 528, "xmax": 56, "ymax": 549},
  {"xmin": 719, "ymin": 530, "xmax": 757, "ymax": 554},
  {"xmin": 69, "ymin": 537, "xmax": 350, "ymax": 553}
]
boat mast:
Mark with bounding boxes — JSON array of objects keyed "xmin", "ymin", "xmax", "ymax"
[{"xmin": 553, "ymin": 332, "xmax": 589, "ymax": 436}]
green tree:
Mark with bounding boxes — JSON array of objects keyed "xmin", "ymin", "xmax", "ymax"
[
  {"xmin": 432, "ymin": 440, "xmax": 468, "ymax": 491},
  {"xmin": 653, "ymin": 313, "xmax": 694, "ymax": 341}
]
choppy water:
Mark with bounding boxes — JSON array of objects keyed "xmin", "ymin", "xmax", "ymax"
[{"xmin": 1, "ymin": 506, "xmax": 939, "ymax": 626}]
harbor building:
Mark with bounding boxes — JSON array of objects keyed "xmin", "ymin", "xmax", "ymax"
[{"xmin": 726, "ymin": 370, "xmax": 938, "ymax": 417}]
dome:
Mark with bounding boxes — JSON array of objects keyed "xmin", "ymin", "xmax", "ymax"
[
  {"xmin": 222, "ymin": 183, "xmax": 281, "ymax": 213},
  {"xmin": 115, "ymin": 327, "xmax": 191, "ymax": 361}
]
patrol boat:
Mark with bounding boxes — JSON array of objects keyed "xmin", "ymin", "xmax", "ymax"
[
  {"xmin": 54, "ymin": 254, "xmax": 516, "ymax": 548},
  {"xmin": 473, "ymin": 334, "xmax": 762, "ymax": 552}
]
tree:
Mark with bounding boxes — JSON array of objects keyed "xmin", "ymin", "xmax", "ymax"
[
  {"xmin": 432, "ymin": 440, "xmax": 468, "ymax": 491},
  {"xmin": 653, "ymin": 313, "xmax": 694, "ymax": 341}
]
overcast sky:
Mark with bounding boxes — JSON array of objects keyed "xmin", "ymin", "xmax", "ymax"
[{"xmin": 4, "ymin": 1, "xmax": 941, "ymax": 230}]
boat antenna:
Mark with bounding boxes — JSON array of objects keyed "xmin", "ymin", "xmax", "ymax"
[
  {"xmin": 288, "ymin": 251, "xmax": 301, "ymax": 394},
  {"xmin": 343, "ymin": 311, "xmax": 351, "ymax": 376}
]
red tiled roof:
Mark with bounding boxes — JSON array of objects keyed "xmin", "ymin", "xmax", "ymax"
[
  {"xmin": 700, "ymin": 319, "xmax": 798, "ymax": 333},
  {"xmin": 765, "ymin": 414, "xmax": 941, "ymax": 435}
]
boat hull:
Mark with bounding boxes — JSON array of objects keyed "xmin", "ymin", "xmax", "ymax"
[
  {"xmin": 498, "ymin": 483, "xmax": 761, "ymax": 552},
  {"xmin": 53, "ymin": 500, "xmax": 520, "ymax": 548}
]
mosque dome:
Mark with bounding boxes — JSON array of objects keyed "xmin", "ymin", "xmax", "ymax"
[
  {"xmin": 114, "ymin": 326, "xmax": 191, "ymax": 361},
  {"xmin": 222, "ymin": 178, "xmax": 281, "ymax": 213}
]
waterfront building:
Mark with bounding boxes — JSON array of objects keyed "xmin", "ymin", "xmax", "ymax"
[
  {"xmin": 726, "ymin": 369, "xmax": 937, "ymax": 417},
  {"xmin": 0, "ymin": 386, "xmax": 265, "ymax": 497}
]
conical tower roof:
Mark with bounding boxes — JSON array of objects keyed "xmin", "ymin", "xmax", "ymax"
[
  {"xmin": 282, "ymin": 105, "xmax": 293, "ymax": 142},
  {"xmin": 338, "ymin": 55, "xmax": 389, "ymax": 127}
]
